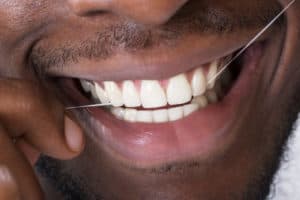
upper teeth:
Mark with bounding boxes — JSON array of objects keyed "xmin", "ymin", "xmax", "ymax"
[{"xmin": 81, "ymin": 61, "xmax": 219, "ymax": 109}]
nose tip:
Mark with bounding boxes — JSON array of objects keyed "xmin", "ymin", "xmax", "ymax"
[{"xmin": 67, "ymin": 0, "xmax": 189, "ymax": 25}]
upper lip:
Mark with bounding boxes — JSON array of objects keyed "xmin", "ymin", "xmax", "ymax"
[{"xmin": 43, "ymin": 30, "xmax": 268, "ymax": 82}]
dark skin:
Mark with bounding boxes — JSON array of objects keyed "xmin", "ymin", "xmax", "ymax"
[{"xmin": 0, "ymin": 0, "xmax": 300, "ymax": 199}]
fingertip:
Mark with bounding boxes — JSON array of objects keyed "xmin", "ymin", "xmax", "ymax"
[{"xmin": 64, "ymin": 116, "xmax": 85, "ymax": 154}]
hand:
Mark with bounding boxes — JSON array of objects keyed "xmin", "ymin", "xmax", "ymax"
[{"xmin": 0, "ymin": 79, "xmax": 85, "ymax": 200}]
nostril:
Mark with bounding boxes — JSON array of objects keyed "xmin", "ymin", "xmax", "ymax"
[{"xmin": 67, "ymin": 0, "xmax": 111, "ymax": 16}]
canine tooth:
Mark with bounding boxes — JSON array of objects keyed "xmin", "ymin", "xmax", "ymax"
[
  {"xmin": 153, "ymin": 109, "xmax": 168, "ymax": 123},
  {"xmin": 122, "ymin": 81, "xmax": 141, "ymax": 107},
  {"xmin": 95, "ymin": 83, "xmax": 110, "ymax": 103},
  {"xmin": 141, "ymin": 80, "xmax": 167, "ymax": 108},
  {"xmin": 192, "ymin": 68, "xmax": 206, "ymax": 96},
  {"xmin": 136, "ymin": 111, "xmax": 153, "ymax": 123},
  {"xmin": 104, "ymin": 81, "xmax": 123, "ymax": 107},
  {"xmin": 80, "ymin": 80, "xmax": 92, "ymax": 92},
  {"xmin": 111, "ymin": 107, "xmax": 125, "ymax": 119},
  {"xmin": 183, "ymin": 104, "xmax": 200, "ymax": 116},
  {"xmin": 167, "ymin": 74, "xmax": 192, "ymax": 105},
  {"xmin": 124, "ymin": 109, "xmax": 137, "ymax": 122},
  {"xmin": 168, "ymin": 107, "xmax": 183, "ymax": 121},
  {"xmin": 192, "ymin": 96, "xmax": 208, "ymax": 108},
  {"xmin": 207, "ymin": 61, "xmax": 218, "ymax": 89}
]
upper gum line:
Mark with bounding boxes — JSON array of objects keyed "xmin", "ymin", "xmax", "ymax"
[
  {"xmin": 79, "ymin": 58, "xmax": 230, "ymax": 109},
  {"xmin": 95, "ymin": 60, "xmax": 218, "ymax": 91}
]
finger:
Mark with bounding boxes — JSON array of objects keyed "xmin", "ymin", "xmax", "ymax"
[
  {"xmin": 0, "ymin": 79, "xmax": 85, "ymax": 160},
  {"xmin": 0, "ymin": 126, "xmax": 43, "ymax": 200},
  {"xmin": 0, "ymin": 166, "xmax": 20, "ymax": 200}
]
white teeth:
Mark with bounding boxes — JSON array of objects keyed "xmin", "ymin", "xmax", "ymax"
[
  {"xmin": 207, "ymin": 61, "xmax": 218, "ymax": 89},
  {"xmin": 191, "ymin": 68, "xmax": 206, "ymax": 96},
  {"xmin": 111, "ymin": 107, "xmax": 125, "ymax": 119},
  {"xmin": 104, "ymin": 81, "xmax": 123, "ymax": 107},
  {"xmin": 110, "ymin": 95, "xmax": 209, "ymax": 123},
  {"xmin": 122, "ymin": 81, "xmax": 141, "ymax": 107},
  {"xmin": 167, "ymin": 74, "xmax": 192, "ymax": 105},
  {"xmin": 80, "ymin": 58, "xmax": 227, "ymax": 123},
  {"xmin": 152, "ymin": 109, "xmax": 168, "ymax": 123},
  {"xmin": 80, "ymin": 80, "xmax": 93, "ymax": 92},
  {"xmin": 183, "ymin": 104, "xmax": 199, "ymax": 116},
  {"xmin": 136, "ymin": 111, "xmax": 153, "ymax": 123},
  {"xmin": 124, "ymin": 109, "xmax": 137, "ymax": 122},
  {"xmin": 95, "ymin": 83, "xmax": 110, "ymax": 103},
  {"xmin": 168, "ymin": 107, "xmax": 184, "ymax": 121},
  {"xmin": 140, "ymin": 80, "xmax": 167, "ymax": 108},
  {"xmin": 90, "ymin": 84, "xmax": 99, "ymax": 100},
  {"xmin": 192, "ymin": 96, "xmax": 208, "ymax": 108}
]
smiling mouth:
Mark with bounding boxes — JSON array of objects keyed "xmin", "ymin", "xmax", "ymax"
[
  {"xmin": 60, "ymin": 39, "xmax": 265, "ymax": 167},
  {"xmin": 78, "ymin": 55, "xmax": 235, "ymax": 123}
]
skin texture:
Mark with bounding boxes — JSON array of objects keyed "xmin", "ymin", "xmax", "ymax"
[{"xmin": 0, "ymin": 0, "xmax": 300, "ymax": 199}]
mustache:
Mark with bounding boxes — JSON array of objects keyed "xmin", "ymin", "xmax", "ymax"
[{"xmin": 29, "ymin": 4, "xmax": 283, "ymax": 76}]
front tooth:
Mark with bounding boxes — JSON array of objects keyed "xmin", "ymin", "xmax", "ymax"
[
  {"xmin": 80, "ymin": 80, "xmax": 92, "ymax": 92},
  {"xmin": 183, "ymin": 104, "xmax": 200, "ymax": 116},
  {"xmin": 153, "ymin": 109, "xmax": 168, "ymax": 123},
  {"xmin": 192, "ymin": 68, "xmax": 206, "ymax": 97},
  {"xmin": 207, "ymin": 61, "xmax": 218, "ymax": 89},
  {"xmin": 122, "ymin": 81, "xmax": 141, "ymax": 107},
  {"xmin": 104, "ymin": 81, "xmax": 123, "ymax": 107},
  {"xmin": 124, "ymin": 109, "xmax": 137, "ymax": 122},
  {"xmin": 136, "ymin": 111, "xmax": 153, "ymax": 123},
  {"xmin": 168, "ymin": 107, "xmax": 183, "ymax": 121},
  {"xmin": 95, "ymin": 83, "xmax": 110, "ymax": 103},
  {"xmin": 140, "ymin": 80, "xmax": 167, "ymax": 108},
  {"xmin": 167, "ymin": 74, "xmax": 192, "ymax": 105}
]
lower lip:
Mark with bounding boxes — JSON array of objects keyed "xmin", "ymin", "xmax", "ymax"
[{"xmin": 88, "ymin": 44, "xmax": 263, "ymax": 167}]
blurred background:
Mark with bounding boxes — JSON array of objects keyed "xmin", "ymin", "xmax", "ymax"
[{"xmin": 268, "ymin": 114, "xmax": 300, "ymax": 200}]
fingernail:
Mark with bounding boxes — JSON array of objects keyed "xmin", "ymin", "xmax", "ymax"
[{"xmin": 64, "ymin": 116, "xmax": 84, "ymax": 152}]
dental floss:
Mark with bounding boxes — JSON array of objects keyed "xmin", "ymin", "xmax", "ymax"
[
  {"xmin": 207, "ymin": 0, "xmax": 296, "ymax": 85},
  {"xmin": 65, "ymin": 0, "xmax": 295, "ymax": 110}
]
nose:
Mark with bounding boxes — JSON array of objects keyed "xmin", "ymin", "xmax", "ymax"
[{"xmin": 67, "ymin": 0, "xmax": 189, "ymax": 25}]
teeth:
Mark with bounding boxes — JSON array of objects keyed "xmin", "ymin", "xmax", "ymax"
[
  {"xmin": 168, "ymin": 107, "xmax": 184, "ymax": 121},
  {"xmin": 153, "ymin": 109, "xmax": 168, "ymax": 123},
  {"xmin": 104, "ymin": 81, "xmax": 123, "ymax": 107},
  {"xmin": 140, "ymin": 80, "xmax": 167, "ymax": 108},
  {"xmin": 167, "ymin": 74, "xmax": 192, "ymax": 105},
  {"xmin": 206, "ymin": 91, "xmax": 218, "ymax": 103},
  {"xmin": 136, "ymin": 111, "xmax": 153, "ymax": 123},
  {"xmin": 207, "ymin": 61, "xmax": 218, "ymax": 89},
  {"xmin": 124, "ymin": 109, "xmax": 137, "ymax": 122},
  {"xmin": 122, "ymin": 81, "xmax": 141, "ymax": 107},
  {"xmin": 110, "ymin": 100, "xmax": 206, "ymax": 123},
  {"xmin": 79, "ymin": 58, "xmax": 228, "ymax": 123},
  {"xmin": 192, "ymin": 96, "xmax": 208, "ymax": 108},
  {"xmin": 95, "ymin": 83, "xmax": 110, "ymax": 103},
  {"xmin": 111, "ymin": 107, "xmax": 125, "ymax": 119},
  {"xmin": 191, "ymin": 68, "xmax": 206, "ymax": 96},
  {"xmin": 80, "ymin": 80, "xmax": 93, "ymax": 92},
  {"xmin": 183, "ymin": 104, "xmax": 200, "ymax": 116}
]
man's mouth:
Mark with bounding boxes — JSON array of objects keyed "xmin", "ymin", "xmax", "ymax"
[
  {"xmin": 60, "ymin": 40, "xmax": 265, "ymax": 167},
  {"xmin": 79, "ymin": 57, "xmax": 234, "ymax": 123}
]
